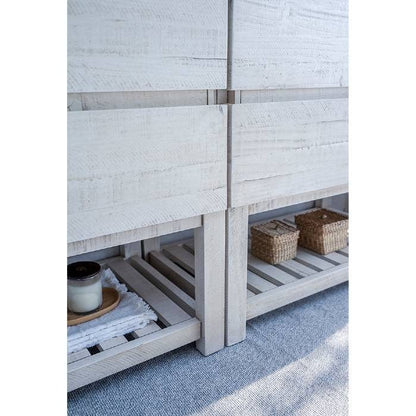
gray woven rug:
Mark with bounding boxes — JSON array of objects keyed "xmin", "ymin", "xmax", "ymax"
[{"xmin": 68, "ymin": 283, "xmax": 348, "ymax": 416}]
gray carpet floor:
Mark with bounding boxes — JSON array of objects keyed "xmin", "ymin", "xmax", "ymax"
[{"xmin": 68, "ymin": 282, "xmax": 348, "ymax": 416}]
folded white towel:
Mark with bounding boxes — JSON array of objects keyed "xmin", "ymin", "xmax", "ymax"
[{"xmin": 68, "ymin": 267, "xmax": 158, "ymax": 354}]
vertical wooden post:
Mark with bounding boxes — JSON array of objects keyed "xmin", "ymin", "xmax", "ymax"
[
  {"xmin": 315, "ymin": 197, "xmax": 332, "ymax": 209},
  {"xmin": 120, "ymin": 241, "xmax": 142, "ymax": 259},
  {"xmin": 225, "ymin": 206, "xmax": 248, "ymax": 346},
  {"xmin": 194, "ymin": 211, "xmax": 225, "ymax": 356},
  {"xmin": 142, "ymin": 237, "xmax": 161, "ymax": 261}
]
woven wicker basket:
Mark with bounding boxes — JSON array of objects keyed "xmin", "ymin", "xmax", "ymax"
[
  {"xmin": 251, "ymin": 220, "xmax": 300, "ymax": 264},
  {"xmin": 294, "ymin": 209, "xmax": 348, "ymax": 255}
]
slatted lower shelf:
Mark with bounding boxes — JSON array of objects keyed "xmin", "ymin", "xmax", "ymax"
[
  {"xmin": 245, "ymin": 209, "xmax": 349, "ymax": 319},
  {"xmin": 68, "ymin": 252, "xmax": 201, "ymax": 392}
]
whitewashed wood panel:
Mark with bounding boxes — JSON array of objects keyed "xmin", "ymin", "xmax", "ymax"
[
  {"xmin": 68, "ymin": 105, "xmax": 227, "ymax": 245},
  {"xmin": 230, "ymin": 98, "xmax": 348, "ymax": 208},
  {"xmin": 230, "ymin": 0, "xmax": 348, "ymax": 90},
  {"xmin": 68, "ymin": 0, "xmax": 227, "ymax": 92}
]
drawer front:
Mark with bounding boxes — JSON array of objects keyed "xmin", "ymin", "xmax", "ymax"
[
  {"xmin": 68, "ymin": 0, "xmax": 227, "ymax": 93},
  {"xmin": 229, "ymin": 98, "xmax": 348, "ymax": 208},
  {"xmin": 230, "ymin": 0, "xmax": 348, "ymax": 90},
  {"xmin": 68, "ymin": 105, "xmax": 227, "ymax": 243}
]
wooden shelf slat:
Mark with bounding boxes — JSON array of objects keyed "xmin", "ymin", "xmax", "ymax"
[
  {"xmin": 247, "ymin": 263, "xmax": 348, "ymax": 320},
  {"xmin": 108, "ymin": 259, "xmax": 191, "ymax": 327},
  {"xmin": 247, "ymin": 270, "xmax": 277, "ymax": 294},
  {"xmin": 68, "ymin": 318, "xmax": 201, "ymax": 391},
  {"xmin": 248, "ymin": 254, "xmax": 297, "ymax": 285},
  {"xmin": 149, "ymin": 251, "xmax": 195, "ymax": 297},
  {"xmin": 163, "ymin": 246, "xmax": 195, "ymax": 275},
  {"xmin": 129, "ymin": 255, "xmax": 195, "ymax": 316}
]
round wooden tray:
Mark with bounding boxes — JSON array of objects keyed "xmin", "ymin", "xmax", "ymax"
[{"xmin": 67, "ymin": 287, "xmax": 120, "ymax": 326}]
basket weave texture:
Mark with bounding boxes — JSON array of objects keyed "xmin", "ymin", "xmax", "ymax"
[
  {"xmin": 251, "ymin": 220, "xmax": 300, "ymax": 264},
  {"xmin": 294, "ymin": 209, "xmax": 348, "ymax": 255}
]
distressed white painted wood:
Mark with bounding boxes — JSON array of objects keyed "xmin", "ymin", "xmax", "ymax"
[
  {"xmin": 108, "ymin": 259, "xmax": 191, "ymax": 326},
  {"xmin": 68, "ymin": 318, "xmax": 200, "ymax": 391},
  {"xmin": 247, "ymin": 270, "xmax": 276, "ymax": 294},
  {"xmin": 276, "ymin": 259, "xmax": 315, "ymax": 279},
  {"xmin": 247, "ymin": 185, "xmax": 347, "ymax": 215},
  {"xmin": 225, "ymin": 206, "xmax": 248, "ymax": 346},
  {"xmin": 162, "ymin": 246, "xmax": 195, "ymax": 275},
  {"xmin": 240, "ymin": 88, "xmax": 349, "ymax": 104},
  {"xmin": 230, "ymin": 0, "xmax": 348, "ymax": 90},
  {"xmin": 68, "ymin": 90, "xmax": 208, "ymax": 111},
  {"xmin": 295, "ymin": 249, "xmax": 335, "ymax": 271},
  {"xmin": 321, "ymin": 251, "xmax": 349, "ymax": 265},
  {"xmin": 68, "ymin": 349, "xmax": 90, "ymax": 364},
  {"xmin": 68, "ymin": 0, "xmax": 227, "ymax": 92},
  {"xmin": 248, "ymin": 254, "xmax": 297, "ymax": 285},
  {"xmin": 120, "ymin": 241, "xmax": 141, "ymax": 259},
  {"xmin": 142, "ymin": 238, "xmax": 161, "ymax": 261},
  {"xmin": 229, "ymin": 99, "xmax": 348, "ymax": 208},
  {"xmin": 194, "ymin": 212, "xmax": 225, "ymax": 355},
  {"xmin": 133, "ymin": 321, "xmax": 162, "ymax": 338},
  {"xmin": 68, "ymin": 105, "xmax": 227, "ymax": 246},
  {"xmin": 128, "ymin": 255, "xmax": 195, "ymax": 316},
  {"xmin": 68, "ymin": 216, "xmax": 201, "ymax": 257},
  {"xmin": 149, "ymin": 251, "xmax": 195, "ymax": 298},
  {"xmin": 247, "ymin": 263, "xmax": 348, "ymax": 320},
  {"xmin": 315, "ymin": 197, "xmax": 333, "ymax": 209},
  {"xmin": 98, "ymin": 336, "xmax": 128, "ymax": 350}
]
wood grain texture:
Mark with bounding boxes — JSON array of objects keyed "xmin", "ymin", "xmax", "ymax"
[
  {"xmin": 149, "ymin": 251, "xmax": 195, "ymax": 298},
  {"xmin": 108, "ymin": 259, "xmax": 191, "ymax": 326},
  {"xmin": 240, "ymin": 88, "xmax": 348, "ymax": 104},
  {"xmin": 68, "ymin": 105, "xmax": 227, "ymax": 246},
  {"xmin": 128, "ymin": 255, "xmax": 195, "ymax": 316},
  {"xmin": 194, "ymin": 212, "xmax": 225, "ymax": 355},
  {"xmin": 225, "ymin": 206, "xmax": 248, "ymax": 346},
  {"xmin": 68, "ymin": 318, "xmax": 200, "ymax": 391},
  {"xmin": 68, "ymin": 90, "xmax": 208, "ymax": 111},
  {"xmin": 68, "ymin": 0, "xmax": 227, "ymax": 92},
  {"xmin": 68, "ymin": 216, "xmax": 202, "ymax": 257},
  {"xmin": 246, "ymin": 263, "xmax": 348, "ymax": 320},
  {"xmin": 230, "ymin": 0, "xmax": 348, "ymax": 90},
  {"xmin": 229, "ymin": 98, "xmax": 348, "ymax": 208}
]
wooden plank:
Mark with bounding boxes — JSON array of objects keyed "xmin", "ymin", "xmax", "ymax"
[
  {"xmin": 142, "ymin": 238, "xmax": 161, "ymax": 261},
  {"xmin": 68, "ymin": 216, "xmax": 201, "ymax": 257},
  {"xmin": 240, "ymin": 88, "xmax": 349, "ymax": 104},
  {"xmin": 98, "ymin": 336, "xmax": 128, "ymax": 350},
  {"xmin": 162, "ymin": 246, "xmax": 195, "ymax": 275},
  {"xmin": 322, "ymin": 251, "xmax": 349, "ymax": 264},
  {"xmin": 248, "ymin": 254, "xmax": 297, "ymax": 285},
  {"xmin": 68, "ymin": 105, "xmax": 227, "ymax": 245},
  {"xmin": 120, "ymin": 241, "xmax": 141, "ymax": 259},
  {"xmin": 133, "ymin": 321, "xmax": 162, "ymax": 338},
  {"xmin": 68, "ymin": 349, "xmax": 90, "ymax": 364},
  {"xmin": 128, "ymin": 256, "xmax": 195, "ymax": 316},
  {"xmin": 149, "ymin": 251, "xmax": 195, "ymax": 298},
  {"xmin": 248, "ymin": 185, "xmax": 348, "ymax": 216},
  {"xmin": 194, "ymin": 211, "xmax": 225, "ymax": 355},
  {"xmin": 247, "ymin": 263, "xmax": 348, "ymax": 320},
  {"xmin": 73, "ymin": 90, "xmax": 208, "ymax": 111},
  {"xmin": 108, "ymin": 259, "xmax": 191, "ymax": 326},
  {"xmin": 338, "ymin": 246, "xmax": 349, "ymax": 256},
  {"xmin": 276, "ymin": 259, "xmax": 315, "ymax": 279},
  {"xmin": 225, "ymin": 206, "xmax": 248, "ymax": 346},
  {"xmin": 295, "ymin": 249, "xmax": 335, "ymax": 271},
  {"xmin": 247, "ymin": 270, "xmax": 277, "ymax": 294},
  {"xmin": 68, "ymin": 318, "xmax": 200, "ymax": 392},
  {"xmin": 68, "ymin": 0, "xmax": 227, "ymax": 92},
  {"xmin": 230, "ymin": 0, "xmax": 348, "ymax": 90},
  {"xmin": 230, "ymin": 99, "xmax": 348, "ymax": 208}
]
